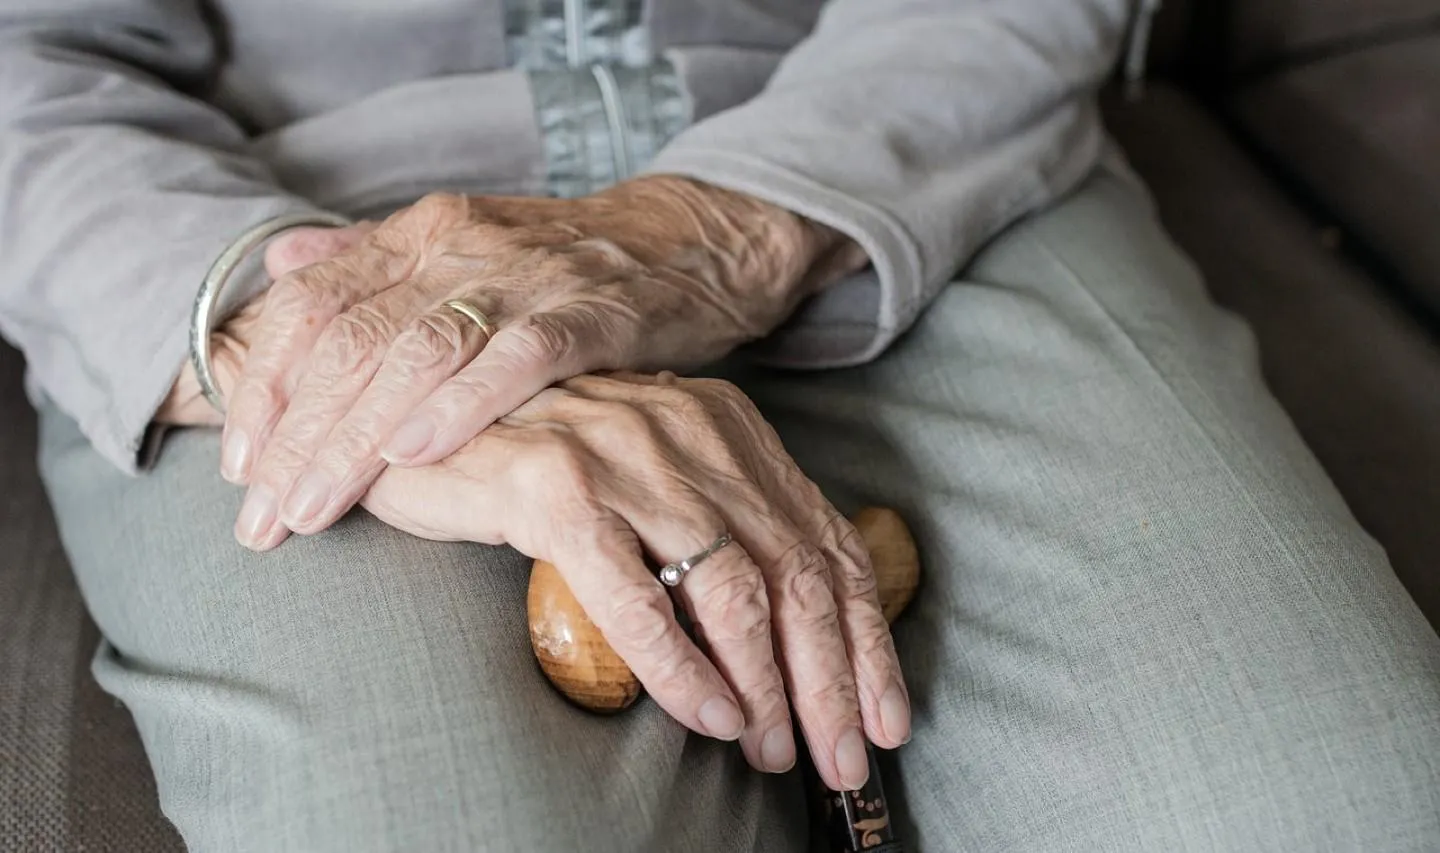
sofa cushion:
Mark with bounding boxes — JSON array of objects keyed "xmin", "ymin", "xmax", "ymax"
[
  {"xmin": 1225, "ymin": 0, "xmax": 1440, "ymax": 75},
  {"xmin": 0, "ymin": 344, "xmax": 183, "ymax": 851},
  {"xmin": 1105, "ymin": 84, "xmax": 1440, "ymax": 630},
  {"xmin": 1230, "ymin": 34, "xmax": 1440, "ymax": 322}
]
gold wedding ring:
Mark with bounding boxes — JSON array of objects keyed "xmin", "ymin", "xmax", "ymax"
[{"xmin": 443, "ymin": 299, "xmax": 499, "ymax": 342}]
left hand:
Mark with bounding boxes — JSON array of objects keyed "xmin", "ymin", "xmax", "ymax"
[
  {"xmin": 222, "ymin": 177, "xmax": 865, "ymax": 550},
  {"xmin": 156, "ymin": 222, "xmax": 377, "ymax": 426},
  {"xmin": 360, "ymin": 371, "xmax": 910, "ymax": 790}
]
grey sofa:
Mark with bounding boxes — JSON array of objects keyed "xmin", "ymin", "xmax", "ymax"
[{"xmin": 4, "ymin": 0, "xmax": 1438, "ymax": 848}]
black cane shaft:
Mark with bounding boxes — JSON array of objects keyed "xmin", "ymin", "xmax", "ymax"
[{"xmin": 812, "ymin": 740, "xmax": 904, "ymax": 853}]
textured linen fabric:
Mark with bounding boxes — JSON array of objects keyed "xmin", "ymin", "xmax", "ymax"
[
  {"xmin": 0, "ymin": 0, "xmax": 1130, "ymax": 473},
  {"xmin": 35, "ymin": 167, "xmax": 1440, "ymax": 852},
  {"xmin": 1230, "ymin": 34, "xmax": 1440, "ymax": 321}
]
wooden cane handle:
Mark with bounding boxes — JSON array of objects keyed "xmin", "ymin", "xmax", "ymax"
[{"xmin": 527, "ymin": 507, "xmax": 920, "ymax": 713}]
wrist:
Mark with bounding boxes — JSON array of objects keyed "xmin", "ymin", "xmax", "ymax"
[{"xmin": 615, "ymin": 175, "xmax": 865, "ymax": 312}]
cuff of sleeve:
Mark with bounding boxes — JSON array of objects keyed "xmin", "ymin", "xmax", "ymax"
[{"xmin": 642, "ymin": 147, "xmax": 925, "ymax": 369}]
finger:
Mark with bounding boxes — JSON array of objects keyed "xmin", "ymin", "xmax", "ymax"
[
  {"xmin": 696, "ymin": 379, "xmax": 909, "ymax": 752},
  {"xmin": 277, "ymin": 303, "xmax": 497, "ymax": 534},
  {"xmin": 567, "ymin": 374, "xmax": 870, "ymax": 787},
  {"xmin": 800, "ymin": 502, "xmax": 908, "ymax": 750},
  {"xmin": 551, "ymin": 522, "xmax": 745, "ymax": 742},
  {"xmin": 708, "ymin": 484, "xmax": 865, "ymax": 790},
  {"xmin": 234, "ymin": 279, "xmax": 466, "ymax": 549},
  {"xmin": 382, "ymin": 308, "xmax": 606, "ymax": 467},
  {"xmin": 264, "ymin": 222, "xmax": 378, "ymax": 279},
  {"xmin": 221, "ymin": 240, "xmax": 414, "ymax": 485},
  {"xmin": 630, "ymin": 493, "xmax": 795, "ymax": 776}
]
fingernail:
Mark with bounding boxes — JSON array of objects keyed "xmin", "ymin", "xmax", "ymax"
[
  {"xmin": 235, "ymin": 487, "xmax": 278, "ymax": 549},
  {"xmin": 383, "ymin": 417, "xmax": 436, "ymax": 463},
  {"xmin": 281, "ymin": 470, "xmax": 332, "ymax": 527},
  {"xmin": 880, "ymin": 682, "xmax": 912, "ymax": 746},
  {"xmin": 835, "ymin": 727, "xmax": 870, "ymax": 790},
  {"xmin": 221, "ymin": 431, "xmax": 251, "ymax": 483},
  {"xmin": 760, "ymin": 725, "xmax": 796, "ymax": 773},
  {"xmin": 698, "ymin": 696, "xmax": 744, "ymax": 741}
]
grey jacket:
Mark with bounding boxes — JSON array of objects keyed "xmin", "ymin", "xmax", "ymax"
[{"xmin": 0, "ymin": 0, "xmax": 1135, "ymax": 472}]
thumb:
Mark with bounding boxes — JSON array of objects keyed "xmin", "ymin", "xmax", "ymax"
[
  {"xmin": 153, "ymin": 332, "xmax": 248, "ymax": 427},
  {"xmin": 264, "ymin": 221, "xmax": 378, "ymax": 279}
]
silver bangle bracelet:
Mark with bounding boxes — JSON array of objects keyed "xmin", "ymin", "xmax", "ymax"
[{"xmin": 188, "ymin": 211, "xmax": 353, "ymax": 414}]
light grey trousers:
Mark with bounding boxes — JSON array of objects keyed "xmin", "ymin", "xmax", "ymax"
[{"xmin": 38, "ymin": 168, "xmax": 1440, "ymax": 852}]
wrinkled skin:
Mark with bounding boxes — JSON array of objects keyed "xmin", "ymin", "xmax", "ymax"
[
  {"xmin": 364, "ymin": 370, "xmax": 910, "ymax": 791},
  {"xmin": 197, "ymin": 177, "xmax": 863, "ymax": 552},
  {"xmin": 157, "ymin": 182, "xmax": 904, "ymax": 790}
]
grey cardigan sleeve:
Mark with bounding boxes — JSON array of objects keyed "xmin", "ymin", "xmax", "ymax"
[
  {"xmin": 647, "ymin": 0, "xmax": 1132, "ymax": 368},
  {"xmin": 0, "ymin": 2, "xmax": 322, "ymax": 472}
]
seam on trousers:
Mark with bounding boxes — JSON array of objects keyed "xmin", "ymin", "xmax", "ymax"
[{"xmin": 1024, "ymin": 230, "xmax": 1311, "ymax": 576}]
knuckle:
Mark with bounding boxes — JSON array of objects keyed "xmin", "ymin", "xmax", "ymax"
[
  {"xmin": 392, "ymin": 314, "xmax": 467, "ymax": 372},
  {"xmin": 270, "ymin": 269, "xmax": 340, "ymax": 315},
  {"xmin": 659, "ymin": 386, "xmax": 711, "ymax": 424},
  {"xmin": 586, "ymin": 401, "xmax": 653, "ymax": 448},
  {"xmin": 521, "ymin": 440, "xmax": 597, "ymax": 506},
  {"xmin": 749, "ymin": 662, "xmax": 789, "ymax": 706},
  {"xmin": 410, "ymin": 191, "xmax": 470, "ymax": 222},
  {"xmin": 854, "ymin": 624, "xmax": 899, "ymax": 667},
  {"xmin": 647, "ymin": 386, "xmax": 725, "ymax": 447},
  {"xmin": 691, "ymin": 378, "xmax": 751, "ymax": 412},
  {"xmin": 779, "ymin": 544, "xmax": 839, "ymax": 626},
  {"xmin": 444, "ymin": 368, "xmax": 501, "ymax": 407},
  {"xmin": 801, "ymin": 677, "xmax": 861, "ymax": 717},
  {"xmin": 571, "ymin": 237, "xmax": 641, "ymax": 271},
  {"xmin": 507, "ymin": 315, "xmax": 576, "ymax": 366},
  {"xmin": 604, "ymin": 583, "xmax": 676, "ymax": 649},
  {"xmin": 826, "ymin": 516, "xmax": 878, "ymax": 598},
  {"xmin": 327, "ymin": 423, "xmax": 382, "ymax": 467},
  {"xmin": 648, "ymin": 647, "xmax": 710, "ymax": 700},
  {"xmin": 703, "ymin": 570, "xmax": 771, "ymax": 643},
  {"xmin": 312, "ymin": 306, "xmax": 393, "ymax": 376}
]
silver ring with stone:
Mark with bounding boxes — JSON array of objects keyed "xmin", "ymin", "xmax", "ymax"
[{"xmin": 658, "ymin": 532, "xmax": 733, "ymax": 587}]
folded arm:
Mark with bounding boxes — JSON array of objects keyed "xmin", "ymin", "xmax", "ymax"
[
  {"xmin": 648, "ymin": 0, "xmax": 1133, "ymax": 367},
  {"xmin": 0, "ymin": 0, "xmax": 322, "ymax": 471}
]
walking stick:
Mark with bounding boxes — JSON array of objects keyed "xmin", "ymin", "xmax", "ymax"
[{"xmin": 528, "ymin": 507, "xmax": 919, "ymax": 853}]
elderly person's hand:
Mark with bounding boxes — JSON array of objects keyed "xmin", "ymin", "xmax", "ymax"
[
  {"xmin": 359, "ymin": 371, "xmax": 910, "ymax": 791},
  {"xmin": 217, "ymin": 177, "xmax": 864, "ymax": 550},
  {"xmin": 156, "ymin": 221, "xmax": 377, "ymax": 425}
]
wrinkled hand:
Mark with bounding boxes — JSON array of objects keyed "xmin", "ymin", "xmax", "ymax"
[
  {"xmin": 219, "ymin": 177, "xmax": 864, "ymax": 550},
  {"xmin": 361, "ymin": 372, "xmax": 910, "ymax": 790},
  {"xmin": 156, "ymin": 222, "xmax": 377, "ymax": 425}
]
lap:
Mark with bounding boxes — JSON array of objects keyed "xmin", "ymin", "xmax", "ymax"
[
  {"xmin": 38, "ymin": 410, "xmax": 803, "ymax": 853},
  {"xmin": 730, "ymin": 166, "xmax": 1440, "ymax": 850},
  {"xmin": 39, "ymin": 165, "xmax": 1440, "ymax": 852}
]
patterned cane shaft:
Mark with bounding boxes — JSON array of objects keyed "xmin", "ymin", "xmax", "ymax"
[{"xmin": 819, "ymin": 742, "xmax": 904, "ymax": 853}]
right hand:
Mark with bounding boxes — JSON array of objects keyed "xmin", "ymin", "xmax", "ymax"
[
  {"xmin": 156, "ymin": 222, "xmax": 377, "ymax": 427},
  {"xmin": 361, "ymin": 372, "xmax": 912, "ymax": 790}
]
